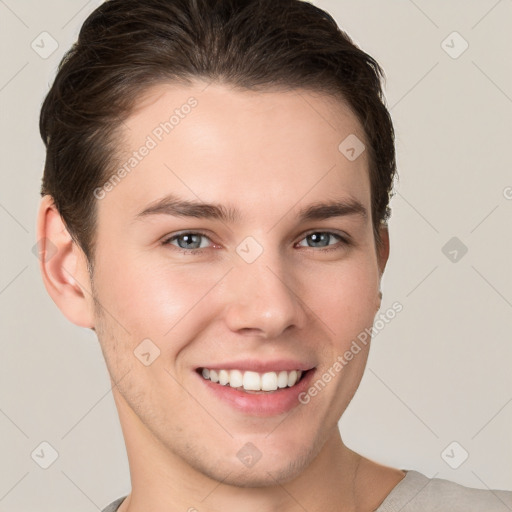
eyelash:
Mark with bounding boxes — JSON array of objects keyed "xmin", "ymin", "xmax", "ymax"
[{"xmin": 161, "ymin": 230, "xmax": 351, "ymax": 255}]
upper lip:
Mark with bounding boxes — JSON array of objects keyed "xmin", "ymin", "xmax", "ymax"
[{"xmin": 197, "ymin": 359, "xmax": 316, "ymax": 373}]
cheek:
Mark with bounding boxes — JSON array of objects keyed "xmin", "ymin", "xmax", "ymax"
[
  {"xmin": 298, "ymin": 255, "xmax": 379, "ymax": 340},
  {"xmin": 93, "ymin": 250, "xmax": 228, "ymax": 345},
  {"xmin": 94, "ymin": 240, "xmax": 379, "ymax": 357}
]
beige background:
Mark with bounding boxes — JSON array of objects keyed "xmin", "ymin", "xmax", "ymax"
[{"xmin": 0, "ymin": 0, "xmax": 511, "ymax": 510}]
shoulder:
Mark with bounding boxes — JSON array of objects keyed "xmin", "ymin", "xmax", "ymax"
[{"xmin": 375, "ymin": 470, "xmax": 512, "ymax": 512}]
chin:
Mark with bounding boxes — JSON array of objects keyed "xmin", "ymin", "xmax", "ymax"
[
  {"xmin": 208, "ymin": 455, "xmax": 312, "ymax": 489},
  {"xmin": 180, "ymin": 437, "xmax": 319, "ymax": 489}
]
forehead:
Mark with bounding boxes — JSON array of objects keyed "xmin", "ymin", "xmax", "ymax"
[{"xmin": 104, "ymin": 81, "xmax": 371, "ymax": 224}]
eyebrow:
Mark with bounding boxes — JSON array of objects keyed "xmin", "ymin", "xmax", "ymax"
[{"xmin": 134, "ymin": 193, "xmax": 367, "ymax": 224}]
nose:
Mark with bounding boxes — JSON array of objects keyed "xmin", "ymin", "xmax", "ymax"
[{"xmin": 222, "ymin": 253, "xmax": 306, "ymax": 339}]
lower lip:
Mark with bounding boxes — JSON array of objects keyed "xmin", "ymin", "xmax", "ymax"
[{"xmin": 196, "ymin": 369, "xmax": 316, "ymax": 417}]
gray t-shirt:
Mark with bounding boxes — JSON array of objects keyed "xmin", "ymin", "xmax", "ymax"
[{"xmin": 102, "ymin": 469, "xmax": 512, "ymax": 511}]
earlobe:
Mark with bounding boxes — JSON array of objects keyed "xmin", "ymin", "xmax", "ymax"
[
  {"xmin": 36, "ymin": 195, "xmax": 95, "ymax": 328},
  {"xmin": 376, "ymin": 290, "xmax": 383, "ymax": 312}
]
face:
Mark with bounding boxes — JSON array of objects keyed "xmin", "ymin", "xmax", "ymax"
[{"xmin": 89, "ymin": 82, "xmax": 387, "ymax": 486}]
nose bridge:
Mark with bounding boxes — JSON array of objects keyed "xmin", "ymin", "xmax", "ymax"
[{"xmin": 223, "ymin": 239, "xmax": 304, "ymax": 337}]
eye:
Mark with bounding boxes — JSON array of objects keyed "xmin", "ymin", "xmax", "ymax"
[
  {"xmin": 161, "ymin": 230, "xmax": 350, "ymax": 254},
  {"xmin": 296, "ymin": 231, "xmax": 349, "ymax": 251},
  {"xmin": 162, "ymin": 231, "xmax": 212, "ymax": 251}
]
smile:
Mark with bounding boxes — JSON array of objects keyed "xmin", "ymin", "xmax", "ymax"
[{"xmin": 199, "ymin": 368, "xmax": 305, "ymax": 392}]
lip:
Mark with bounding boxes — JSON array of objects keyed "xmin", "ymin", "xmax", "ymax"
[
  {"xmin": 195, "ymin": 366, "xmax": 317, "ymax": 417},
  {"xmin": 197, "ymin": 359, "xmax": 315, "ymax": 373}
]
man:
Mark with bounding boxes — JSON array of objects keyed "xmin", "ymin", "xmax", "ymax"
[{"xmin": 36, "ymin": 0, "xmax": 512, "ymax": 510}]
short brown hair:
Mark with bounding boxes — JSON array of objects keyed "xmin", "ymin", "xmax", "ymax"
[{"xmin": 39, "ymin": 0, "xmax": 397, "ymax": 271}]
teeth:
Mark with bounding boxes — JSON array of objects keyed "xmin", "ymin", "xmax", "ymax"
[
  {"xmin": 229, "ymin": 369, "xmax": 243, "ymax": 388},
  {"xmin": 200, "ymin": 368, "xmax": 304, "ymax": 392},
  {"xmin": 261, "ymin": 372, "xmax": 278, "ymax": 391},
  {"xmin": 277, "ymin": 371, "xmax": 288, "ymax": 388},
  {"xmin": 243, "ymin": 371, "xmax": 261, "ymax": 391},
  {"xmin": 218, "ymin": 369, "xmax": 229, "ymax": 386}
]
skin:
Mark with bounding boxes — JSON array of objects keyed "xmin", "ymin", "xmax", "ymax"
[{"xmin": 37, "ymin": 82, "xmax": 405, "ymax": 512}]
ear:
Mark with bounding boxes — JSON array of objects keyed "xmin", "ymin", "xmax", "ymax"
[
  {"xmin": 35, "ymin": 195, "xmax": 95, "ymax": 328},
  {"xmin": 375, "ymin": 223, "xmax": 390, "ymax": 310},
  {"xmin": 377, "ymin": 223, "xmax": 390, "ymax": 277}
]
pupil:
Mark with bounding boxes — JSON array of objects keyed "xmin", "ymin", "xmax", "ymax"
[
  {"xmin": 309, "ymin": 233, "xmax": 328, "ymax": 247},
  {"xmin": 180, "ymin": 234, "xmax": 200, "ymax": 249}
]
